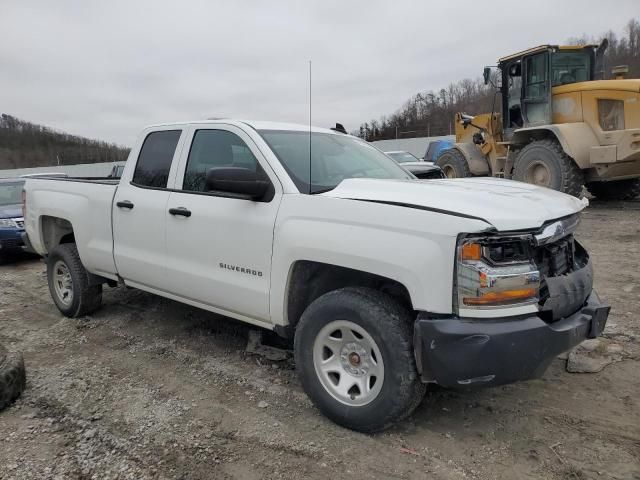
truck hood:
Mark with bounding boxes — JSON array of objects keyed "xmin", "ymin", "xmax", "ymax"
[
  {"xmin": 0, "ymin": 204, "xmax": 22, "ymax": 219},
  {"xmin": 323, "ymin": 178, "xmax": 587, "ymax": 231}
]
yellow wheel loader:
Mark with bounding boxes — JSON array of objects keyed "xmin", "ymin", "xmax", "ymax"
[{"xmin": 436, "ymin": 42, "xmax": 640, "ymax": 199}]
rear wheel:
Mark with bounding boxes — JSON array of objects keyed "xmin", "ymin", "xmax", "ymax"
[
  {"xmin": 513, "ymin": 139, "xmax": 583, "ymax": 197},
  {"xmin": 47, "ymin": 243, "xmax": 102, "ymax": 317},
  {"xmin": 586, "ymin": 179, "xmax": 640, "ymax": 200},
  {"xmin": 435, "ymin": 148, "xmax": 471, "ymax": 178},
  {"xmin": 294, "ymin": 287, "xmax": 425, "ymax": 432}
]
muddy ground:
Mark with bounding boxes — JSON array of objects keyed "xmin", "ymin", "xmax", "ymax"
[{"xmin": 1, "ymin": 200, "xmax": 639, "ymax": 480}]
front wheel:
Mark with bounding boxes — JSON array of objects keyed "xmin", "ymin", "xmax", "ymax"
[
  {"xmin": 294, "ymin": 287, "xmax": 425, "ymax": 432},
  {"xmin": 435, "ymin": 148, "xmax": 471, "ymax": 178},
  {"xmin": 47, "ymin": 243, "xmax": 102, "ymax": 317},
  {"xmin": 586, "ymin": 179, "xmax": 640, "ymax": 200}
]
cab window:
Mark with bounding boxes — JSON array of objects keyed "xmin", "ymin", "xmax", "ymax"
[
  {"xmin": 507, "ymin": 61, "xmax": 523, "ymax": 127},
  {"xmin": 551, "ymin": 52, "xmax": 591, "ymax": 86},
  {"xmin": 132, "ymin": 130, "xmax": 182, "ymax": 188},
  {"xmin": 183, "ymin": 130, "xmax": 258, "ymax": 192},
  {"xmin": 525, "ymin": 53, "xmax": 547, "ymax": 99}
]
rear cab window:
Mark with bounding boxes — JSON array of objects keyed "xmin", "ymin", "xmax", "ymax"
[{"xmin": 131, "ymin": 130, "xmax": 182, "ymax": 188}]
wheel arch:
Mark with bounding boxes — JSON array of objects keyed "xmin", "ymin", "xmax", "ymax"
[
  {"xmin": 445, "ymin": 144, "xmax": 491, "ymax": 176},
  {"xmin": 40, "ymin": 215, "xmax": 75, "ymax": 254},
  {"xmin": 511, "ymin": 123, "xmax": 599, "ymax": 169},
  {"xmin": 280, "ymin": 260, "xmax": 413, "ymax": 336}
]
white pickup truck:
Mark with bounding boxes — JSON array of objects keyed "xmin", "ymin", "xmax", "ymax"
[{"xmin": 23, "ymin": 120, "xmax": 610, "ymax": 432}]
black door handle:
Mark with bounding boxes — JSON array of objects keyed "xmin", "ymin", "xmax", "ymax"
[
  {"xmin": 169, "ymin": 207, "xmax": 191, "ymax": 217},
  {"xmin": 116, "ymin": 200, "xmax": 134, "ymax": 209}
]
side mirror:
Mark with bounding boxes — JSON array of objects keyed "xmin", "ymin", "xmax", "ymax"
[
  {"xmin": 204, "ymin": 167, "xmax": 270, "ymax": 200},
  {"xmin": 483, "ymin": 67, "xmax": 491, "ymax": 85}
]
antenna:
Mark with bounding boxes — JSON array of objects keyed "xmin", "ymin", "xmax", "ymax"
[{"xmin": 308, "ymin": 60, "xmax": 312, "ymax": 194}]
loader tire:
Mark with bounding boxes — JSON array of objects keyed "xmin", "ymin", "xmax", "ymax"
[
  {"xmin": 47, "ymin": 243, "xmax": 102, "ymax": 318},
  {"xmin": 586, "ymin": 179, "xmax": 640, "ymax": 201},
  {"xmin": 0, "ymin": 344, "xmax": 26, "ymax": 411},
  {"xmin": 513, "ymin": 139, "xmax": 583, "ymax": 197},
  {"xmin": 435, "ymin": 148, "xmax": 471, "ymax": 178}
]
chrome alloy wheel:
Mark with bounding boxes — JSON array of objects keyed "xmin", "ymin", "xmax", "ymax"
[
  {"xmin": 312, "ymin": 320, "xmax": 384, "ymax": 406},
  {"xmin": 53, "ymin": 260, "xmax": 73, "ymax": 306}
]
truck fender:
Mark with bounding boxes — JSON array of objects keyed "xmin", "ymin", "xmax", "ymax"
[
  {"xmin": 451, "ymin": 143, "xmax": 491, "ymax": 175},
  {"xmin": 511, "ymin": 123, "xmax": 599, "ymax": 169}
]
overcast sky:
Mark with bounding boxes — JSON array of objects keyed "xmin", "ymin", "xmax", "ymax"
[{"xmin": 1, "ymin": 0, "xmax": 637, "ymax": 146}]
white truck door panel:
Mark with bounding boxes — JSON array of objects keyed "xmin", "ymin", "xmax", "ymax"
[
  {"xmin": 164, "ymin": 125, "xmax": 281, "ymax": 322},
  {"xmin": 113, "ymin": 128, "xmax": 185, "ymax": 289},
  {"xmin": 113, "ymin": 187, "xmax": 171, "ymax": 286}
]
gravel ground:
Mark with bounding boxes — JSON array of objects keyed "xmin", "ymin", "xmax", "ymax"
[{"xmin": 0, "ymin": 199, "xmax": 639, "ymax": 480}]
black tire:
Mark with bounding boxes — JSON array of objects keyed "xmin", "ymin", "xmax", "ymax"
[
  {"xmin": 46, "ymin": 243, "xmax": 102, "ymax": 317},
  {"xmin": 0, "ymin": 344, "xmax": 26, "ymax": 411},
  {"xmin": 586, "ymin": 179, "xmax": 640, "ymax": 201},
  {"xmin": 435, "ymin": 148, "xmax": 471, "ymax": 178},
  {"xmin": 513, "ymin": 139, "xmax": 584, "ymax": 197},
  {"xmin": 294, "ymin": 287, "xmax": 426, "ymax": 433}
]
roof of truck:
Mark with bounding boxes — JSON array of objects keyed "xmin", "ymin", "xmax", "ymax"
[{"xmin": 146, "ymin": 119, "xmax": 339, "ymax": 135}]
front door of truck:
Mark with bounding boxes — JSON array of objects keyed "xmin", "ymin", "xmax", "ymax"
[
  {"xmin": 112, "ymin": 128, "xmax": 186, "ymax": 290},
  {"xmin": 164, "ymin": 125, "xmax": 282, "ymax": 323}
]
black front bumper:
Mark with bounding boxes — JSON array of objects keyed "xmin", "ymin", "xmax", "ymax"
[{"xmin": 414, "ymin": 292, "xmax": 610, "ymax": 388}]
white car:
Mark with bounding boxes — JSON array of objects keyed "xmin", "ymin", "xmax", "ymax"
[{"xmin": 23, "ymin": 120, "xmax": 609, "ymax": 432}]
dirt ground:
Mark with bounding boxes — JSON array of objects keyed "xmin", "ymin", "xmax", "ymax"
[{"xmin": 1, "ymin": 200, "xmax": 639, "ymax": 480}]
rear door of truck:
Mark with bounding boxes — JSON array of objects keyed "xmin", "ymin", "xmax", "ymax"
[{"xmin": 112, "ymin": 127, "xmax": 187, "ymax": 290}]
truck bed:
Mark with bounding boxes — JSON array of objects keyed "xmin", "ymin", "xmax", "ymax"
[
  {"xmin": 24, "ymin": 177, "xmax": 120, "ymax": 279},
  {"xmin": 31, "ymin": 176, "xmax": 120, "ymax": 185}
]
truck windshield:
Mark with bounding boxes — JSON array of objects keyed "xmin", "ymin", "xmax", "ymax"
[
  {"xmin": 0, "ymin": 182, "xmax": 24, "ymax": 207},
  {"xmin": 259, "ymin": 130, "xmax": 412, "ymax": 194},
  {"xmin": 551, "ymin": 52, "xmax": 591, "ymax": 86}
]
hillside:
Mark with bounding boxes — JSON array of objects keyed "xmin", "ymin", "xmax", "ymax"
[
  {"xmin": 0, "ymin": 114, "xmax": 130, "ymax": 170},
  {"xmin": 359, "ymin": 18, "xmax": 640, "ymax": 141}
]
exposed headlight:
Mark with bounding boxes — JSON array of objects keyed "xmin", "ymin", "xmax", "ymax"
[
  {"xmin": 598, "ymin": 99, "xmax": 624, "ymax": 131},
  {"xmin": 456, "ymin": 236, "xmax": 540, "ymax": 310},
  {"xmin": 0, "ymin": 218, "xmax": 16, "ymax": 228}
]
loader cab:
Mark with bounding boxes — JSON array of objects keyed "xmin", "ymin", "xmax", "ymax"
[{"xmin": 497, "ymin": 45, "xmax": 598, "ymax": 136}]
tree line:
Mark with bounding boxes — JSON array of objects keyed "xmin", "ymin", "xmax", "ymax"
[
  {"xmin": 0, "ymin": 114, "xmax": 130, "ymax": 170},
  {"xmin": 357, "ymin": 18, "xmax": 640, "ymax": 142}
]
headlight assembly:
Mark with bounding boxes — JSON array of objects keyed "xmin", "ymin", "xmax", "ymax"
[
  {"xmin": 0, "ymin": 218, "xmax": 16, "ymax": 228},
  {"xmin": 456, "ymin": 236, "xmax": 540, "ymax": 310}
]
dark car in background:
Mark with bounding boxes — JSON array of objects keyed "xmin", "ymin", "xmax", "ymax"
[
  {"xmin": 0, "ymin": 178, "xmax": 26, "ymax": 259},
  {"xmin": 385, "ymin": 151, "xmax": 445, "ymax": 180},
  {"xmin": 403, "ymin": 162, "xmax": 445, "ymax": 179}
]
